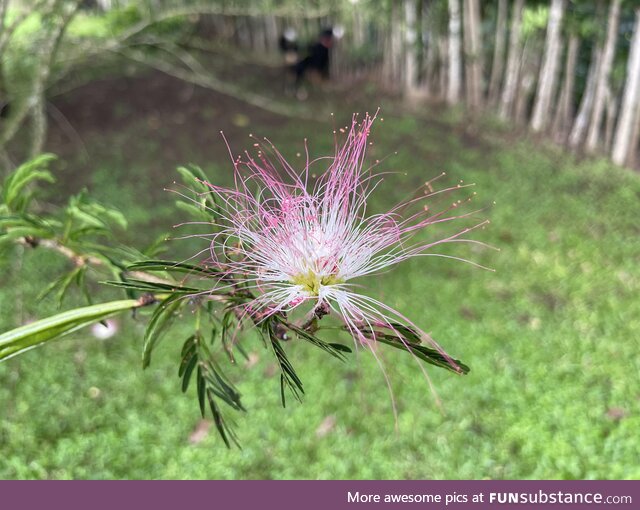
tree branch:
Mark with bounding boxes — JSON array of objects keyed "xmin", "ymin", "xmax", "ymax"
[{"xmin": 120, "ymin": 46, "xmax": 313, "ymax": 120}]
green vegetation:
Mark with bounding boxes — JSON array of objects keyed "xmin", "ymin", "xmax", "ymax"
[{"xmin": 1, "ymin": 97, "xmax": 639, "ymax": 479}]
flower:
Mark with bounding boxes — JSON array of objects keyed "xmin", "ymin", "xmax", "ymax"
[{"xmin": 198, "ymin": 112, "xmax": 488, "ymax": 366}]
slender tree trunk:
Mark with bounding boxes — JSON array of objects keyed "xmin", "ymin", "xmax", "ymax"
[
  {"xmin": 387, "ymin": 1, "xmax": 404, "ymax": 88},
  {"xmin": 551, "ymin": 34, "xmax": 579, "ymax": 142},
  {"xmin": 422, "ymin": 0, "xmax": 436, "ymax": 97},
  {"xmin": 447, "ymin": 0, "xmax": 462, "ymax": 104},
  {"xmin": 612, "ymin": 8, "xmax": 640, "ymax": 166},
  {"xmin": 585, "ymin": 0, "xmax": 621, "ymax": 153},
  {"xmin": 530, "ymin": 0, "xmax": 565, "ymax": 132},
  {"xmin": 603, "ymin": 88, "xmax": 618, "ymax": 153},
  {"xmin": 568, "ymin": 45, "xmax": 602, "ymax": 149},
  {"xmin": 353, "ymin": 5, "xmax": 365, "ymax": 48},
  {"xmin": 264, "ymin": 15, "xmax": 278, "ymax": 53},
  {"xmin": 30, "ymin": 1, "xmax": 81, "ymax": 158},
  {"xmin": 463, "ymin": 0, "xmax": 483, "ymax": 111},
  {"xmin": 0, "ymin": 0, "xmax": 7, "ymax": 111},
  {"xmin": 210, "ymin": 15, "xmax": 224, "ymax": 39},
  {"xmin": 488, "ymin": 0, "xmax": 508, "ymax": 107},
  {"xmin": 0, "ymin": 0, "xmax": 79, "ymax": 158},
  {"xmin": 416, "ymin": 0, "xmax": 425, "ymax": 86},
  {"xmin": 249, "ymin": 16, "xmax": 266, "ymax": 53},
  {"xmin": 235, "ymin": 16, "xmax": 251, "ymax": 49},
  {"xmin": 514, "ymin": 38, "xmax": 539, "ymax": 125},
  {"xmin": 499, "ymin": 0, "xmax": 524, "ymax": 120},
  {"xmin": 439, "ymin": 36, "xmax": 449, "ymax": 99},
  {"xmin": 404, "ymin": 0, "xmax": 419, "ymax": 96},
  {"xmin": 626, "ymin": 103, "xmax": 640, "ymax": 168}
]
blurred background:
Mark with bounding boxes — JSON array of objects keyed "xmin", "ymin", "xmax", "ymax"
[{"xmin": 0, "ymin": 0, "xmax": 639, "ymax": 479}]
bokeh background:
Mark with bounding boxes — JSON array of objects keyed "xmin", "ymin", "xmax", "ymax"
[{"xmin": 1, "ymin": 0, "xmax": 639, "ymax": 479}]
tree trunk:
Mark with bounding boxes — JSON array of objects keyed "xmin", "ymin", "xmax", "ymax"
[
  {"xmin": 499, "ymin": 0, "xmax": 524, "ymax": 120},
  {"xmin": 422, "ymin": 0, "xmax": 437, "ymax": 97},
  {"xmin": 264, "ymin": 15, "xmax": 278, "ymax": 53},
  {"xmin": 463, "ymin": 0, "xmax": 483, "ymax": 111},
  {"xmin": 386, "ymin": 1, "xmax": 404, "ymax": 88},
  {"xmin": 404, "ymin": 0, "xmax": 419, "ymax": 96},
  {"xmin": 568, "ymin": 45, "xmax": 601, "ymax": 149},
  {"xmin": 530, "ymin": 0, "xmax": 565, "ymax": 132},
  {"xmin": 488, "ymin": 0, "xmax": 508, "ymax": 107},
  {"xmin": 514, "ymin": 38, "xmax": 539, "ymax": 125},
  {"xmin": 439, "ymin": 36, "xmax": 449, "ymax": 99},
  {"xmin": 585, "ymin": 0, "xmax": 621, "ymax": 153},
  {"xmin": 603, "ymin": 88, "xmax": 618, "ymax": 153},
  {"xmin": 353, "ymin": 5, "xmax": 365, "ymax": 48},
  {"xmin": 235, "ymin": 16, "xmax": 251, "ymax": 49},
  {"xmin": 249, "ymin": 16, "xmax": 266, "ymax": 53},
  {"xmin": 0, "ymin": 0, "xmax": 79, "ymax": 158},
  {"xmin": 612, "ymin": 8, "xmax": 640, "ymax": 166},
  {"xmin": 626, "ymin": 102, "xmax": 640, "ymax": 168},
  {"xmin": 447, "ymin": 0, "xmax": 462, "ymax": 104},
  {"xmin": 551, "ymin": 34, "xmax": 579, "ymax": 142}
]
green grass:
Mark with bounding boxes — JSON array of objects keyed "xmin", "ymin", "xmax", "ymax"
[{"xmin": 1, "ymin": 104, "xmax": 639, "ymax": 480}]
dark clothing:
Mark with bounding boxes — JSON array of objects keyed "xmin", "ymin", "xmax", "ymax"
[{"xmin": 294, "ymin": 42, "xmax": 331, "ymax": 86}]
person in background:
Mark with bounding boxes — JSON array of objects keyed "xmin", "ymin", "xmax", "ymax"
[
  {"xmin": 278, "ymin": 27, "xmax": 299, "ymax": 66},
  {"xmin": 291, "ymin": 28, "xmax": 334, "ymax": 100}
]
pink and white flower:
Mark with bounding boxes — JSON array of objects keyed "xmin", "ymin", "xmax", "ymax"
[{"xmin": 196, "ymin": 112, "xmax": 488, "ymax": 364}]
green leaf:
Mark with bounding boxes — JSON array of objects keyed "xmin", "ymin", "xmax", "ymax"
[
  {"xmin": 0, "ymin": 226, "xmax": 54, "ymax": 244},
  {"xmin": 375, "ymin": 335, "xmax": 470, "ymax": 375},
  {"xmin": 126, "ymin": 259, "xmax": 219, "ymax": 277},
  {"xmin": 283, "ymin": 320, "xmax": 351, "ymax": 361},
  {"xmin": 2, "ymin": 154, "xmax": 56, "ymax": 212},
  {"xmin": 0, "ymin": 299, "xmax": 140, "ymax": 362},
  {"xmin": 142, "ymin": 234, "xmax": 170, "ymax": 258},
  {"xmin": 197, "ymin": 365, "xmax": 206, "ymax": 416},
  {"xmin": 179, "ymin": 334, "xmax": 198, "ymax": 392},
  {"xmin": 65, "ymin": 190, "xmax": 128, "ymax": 234},
  {"xmin": 102, "ymin": 278, "xmax": 200, "ymax": 295},
  {"xmin": 262, "ymin": 319, "xmax": 303, "ymax": 406},
  {"xmin": 37, "ymin": 265, "xmax": 87, "ymax": 307},
  {"xmin": 207, "ymin": 389, "xmax": 239, "ymax": 449},
  {"xmin": 175, "ymin": 165, "xmax": 222, "ymax": 220},
  {"xmin": 142, "ymin": 294, "xmax": 184, "ymax": 368},
  {"xmin": 203, "ymin": 363, "xmax": 245, "ymax": 412}
]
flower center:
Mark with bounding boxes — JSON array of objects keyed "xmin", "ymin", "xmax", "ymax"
[{"xmin": 290, "ymin": 270, "xmax": 343, "ymax": 296}]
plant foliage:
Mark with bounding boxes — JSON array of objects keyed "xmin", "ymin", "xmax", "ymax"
[{"xmin": 0, "ymin": 155, "xmax": 469, "ymax": 447}]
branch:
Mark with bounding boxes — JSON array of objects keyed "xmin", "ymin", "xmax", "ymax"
[
  {"xmin": 29, "ymin": 0, "xmax": 83, "ymax": 157},
  {"xmin": 17, "ymin": 235, "xmax": 187, "ymax": 289},
  {"xmin": 120, "ymin": 47, "xmax": 314, "ymax": 120},
  {"xmin": 116, "ymin": 4, "xmax": 331, "ymax": 45},
  {"xmin": 0, "ymin": 0, "xmax": 79, "ymax": 153},
  {"xmin": 19, "ymin": 236, "xmax": 104, "ymax": 267}
]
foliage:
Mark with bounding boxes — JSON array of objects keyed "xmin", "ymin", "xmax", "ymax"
[
  {"xmin": 0, "ymin": 150, "xmax": 470, "ymax": 446},
  {"xmin": 0, "ymin": 299, "xmax": 140, "ymax": 361},
  {"xmin": 522, "ymin": 4, "xmax": 550, "ymax": 38},
  {"xmin": 1, "ymin": 111, "xmax": 639, "ymax": 478}
]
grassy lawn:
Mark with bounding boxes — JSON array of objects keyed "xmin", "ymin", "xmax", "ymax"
[{"xmin": 1, "ymin": 78, "xmax": 639, "ymax": 479}]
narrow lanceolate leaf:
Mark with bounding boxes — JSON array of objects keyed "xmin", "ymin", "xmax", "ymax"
[
  {"xmin": 283, "ymin": 320, "xmax": 351, "ymax": 361},
  {"xmin": 142, "ymin": 294, "xmax": 184, "ymax": 368},
  {"xmin": 0, "ymin": 299, "xmax": 140, "ymax": 362},
  {"xmin": 126, "ymin": 260, "xmax": 220, "ymax": 277},
  {"xmin": 179, "ymin": 335, "xmax": 198, "ymax": 392},
  {"xmin": 375, "ymin": 335, "xmax": 470, "ymax": 375},
  {"xmin": 2, "ymin": 154, "xmax": 56, "ymax": 211},
  {"xmin": 102, "ymin": 278, "xmax": 200, "ymax": 295},
  {"xmin": 207, "ymin": 389, "xmax": 240, "ymax": 449},
  {"xmin": 37, "ymin": 265, "xmax": 84, "ymax": 307},
  {"xmin": 263, "ymin": 320, "xmax": 303, "ymax": 406}
]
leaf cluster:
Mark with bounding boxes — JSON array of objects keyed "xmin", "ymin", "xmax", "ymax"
[{"xmin": 1, "ymin": 158, "xmax": 470, "ymax": 447}]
